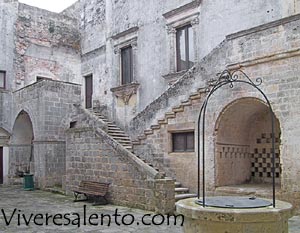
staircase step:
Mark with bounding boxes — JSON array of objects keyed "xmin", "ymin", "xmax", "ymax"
[
  {"xmin": 175, "ymin": 181, "xmax": 181, "ymax": 187},
  {"xmin": 181, "ymin": 100, "xmax": 192, "ymax": 106},
  {"xmin": 107, "ymin": 126, "xmax": 121, "ymax": 130},
  {"xmin": 175, "ymin": 187, "xmax": 189, "ymax": 194},
  {"xmin": 138, "ymin": 135, "xmax": 147, "ymax": 140},
  {"xmin": 175, "ymin": 193, "xmax": 197, "ymax": 201},
  {"xmin": 111, "ymin": 136, "xmax": 131, "ymax": 140},
  {"xmin": 109, "ymin": 133, "xmax": 127, "ymax": 137},
  {"xmin": 108, "ymin": 129, "xmax": 124, "ymax": 133},
  {"xmin": 189, "ymin": 93, "xmax": 202, "ymax": 100},
  {"xmin": 144, "ymin": 129, "xmax": 153, "ymax": 135},
  {"xmin": 158, "ymin": 119, "xmax": 168, "ymax": 124},
  {"xmin": 124, "ymin": 147, "xmax": 133, "ymax": 151},
  {"xmin": 165, "ymin": 112, "xmax": 176, "ymax": 119},
  {"xmin": 107, "ymin": 123, "xmax": 117, "ymax": 127},
  {"xmin": 132, "ymin": 140, "xmax": 141, "ymax": 145},
  {"xmin": 172, "ymin": 106, "xmax": 184, "ymax": 113},
  {"xmin": 118, "ymin": 142, "xmax": 132, "ymax": 146},
  {"xmin": 150, "ymin": 124, "xmax": 160, "ymax": 130},
  {"xmin": 197, "ymin": 87, "xmax": 207, "ymax": 93}
]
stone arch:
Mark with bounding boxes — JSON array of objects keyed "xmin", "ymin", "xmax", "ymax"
[
  {"xmin": 214, "ymin": 97, "xmax": 281, "ymax": 187},
  {"xmin": 11, "ymin": 110, "xmax": 34, "ymax": 144},
  {"xmin": 10, "ymin": 110, "xmax": 35, "ymax": 176}
]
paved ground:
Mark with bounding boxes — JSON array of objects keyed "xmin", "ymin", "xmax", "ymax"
[{"xmin": 0, "ymin": 185, "xmax": 299, "ymax": 232}]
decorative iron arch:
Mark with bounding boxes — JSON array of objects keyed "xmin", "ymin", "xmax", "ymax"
[{"xmin": 197, "ymin": 69, "xmax": 277, "ymax": 207}]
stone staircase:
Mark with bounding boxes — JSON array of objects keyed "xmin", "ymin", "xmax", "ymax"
[
  {"xmin": 127, "ymin": 88, "xmax": 208, "ymax": 201},
  {"xmin": 175, "ymin": 181, "xmax": 197, "ymax": 201},
  {"xmin": 89, "ymin": 109, "xmax": 197, "ymax": 202},
  {"xmin": 132, "ymin": 87, "xmax": 206, "ymax": 145},
  {"xmin": 92, "ymin": 112, "xmax": 134, "ymax": 152}
]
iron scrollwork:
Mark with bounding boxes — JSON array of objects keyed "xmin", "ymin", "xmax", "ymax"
[
  {"xmin": 197, "ymin": 69, "xmax": 276, "ymax": 208},
  {"xmin": 207, "ymin": 70, "xmax": 263, "ymax": 90}
]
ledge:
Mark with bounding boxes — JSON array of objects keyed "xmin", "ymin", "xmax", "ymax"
[
  {"xmin": 112, "ymin": 26, "xmax": 139, "ymax": 40},
  {"xmin": 227, "ymin": 13, "xmax": 300, "ymax": 40},
  {"xmin": 227, "ymin": 48, "xmax": 300, "ymax": 70},
  {"xmin": 13, "ymin": 79, "xmax": 81, "ymax": 93}
]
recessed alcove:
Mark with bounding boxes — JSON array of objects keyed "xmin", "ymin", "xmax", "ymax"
[{"xmin": 214, "ymin": 97, "xmax": 281, "ymax": 189}]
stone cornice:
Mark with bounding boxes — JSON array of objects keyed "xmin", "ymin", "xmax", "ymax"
[
  {"xmin": 112, "ymin": 26, "xmax": 139, "ymax": 40},
  {"xmin": 163, "ymin": 0, "xmax": 201, "ymax": 19},
  {"xmin": 227, "ymin": 13, "xmax": 300, "ymax": 40}
]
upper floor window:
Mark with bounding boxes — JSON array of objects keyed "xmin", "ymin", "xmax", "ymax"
[
  {"xmin": 121, "ymin": 46, "xmax": 133, "ymax": 85},
  {"xmin": 176, "ymin": 24, "xmax": 195, "ymax": 72},
  {"xmin": 0, "ymin": 71, "xmax": 6, "ymax": 89}
]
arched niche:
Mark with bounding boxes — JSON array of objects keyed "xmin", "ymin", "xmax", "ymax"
[
  {"xmin": 214, "ymin": 97, "xmax": 281, "ymax": 187},
  {"xmin": 10, "ymin": 111, "xmax": 34, "ymax": 175}
]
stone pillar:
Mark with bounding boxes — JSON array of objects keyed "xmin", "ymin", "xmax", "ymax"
[{"xmin": 154, "ymin": 178, "xmax": 175, "ymax": 214}]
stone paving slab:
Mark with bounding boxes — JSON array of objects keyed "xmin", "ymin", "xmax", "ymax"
[{"xmin": 0, "ymin": 185, "xmax": 299, "ymax": 233}]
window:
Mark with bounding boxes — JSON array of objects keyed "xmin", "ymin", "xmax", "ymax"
[
  {"xmin": 172, "ymin": 132, "xmax": 195, "ymax": 152},
  {"xmin": 121, "ymin": 46, "xmax": 133, "ymax": 85},
  {"xmin": 0, "ymin": 71, "xmax": 6, "ymax": 89},
  {"xmin": 176, "ymin": 25, "xmax": 195, "ymax": 72}
]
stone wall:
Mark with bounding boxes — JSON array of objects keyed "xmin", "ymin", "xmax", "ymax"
[
  {"xmin": 34, "ymin": 142, "xmax": 66, "ymax": 188},
  {"xmin": 66, "ymin": 127, "xmax": 175, "ymax": 213},
  {"xmin": 14, "ymin": 3, "xmax": 81, "ymax": 89},
  {"xmin": 8, "ymin": 145, "xmax": 31, "ymax": 178},
  {"xmin": 0, "ymin": 1, "xmax": 18, "ymax": 132},
  {"xmin": 9, "ymin": 80, "xmax": 81, "ymax": 188}
]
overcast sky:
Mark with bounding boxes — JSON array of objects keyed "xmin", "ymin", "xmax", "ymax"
[{"xmin": 19, "ymin": 0, "xmax": 78, "ymax": 13}]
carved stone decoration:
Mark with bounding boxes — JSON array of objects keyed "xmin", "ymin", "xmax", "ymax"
[
  {"xmin": 110, "ymin": 83, "xmax": 140, "ymax": 105},
  {"xmin": 114, "ymin": 47, "xmax": 120, "ymax": 54},
  {"xmin": 191, "ymin": 17, "xmax": 200, "ymax": 26},
  {"xmin": 166, "ymin": 25, "xmax": 176, "ymax": 34}
]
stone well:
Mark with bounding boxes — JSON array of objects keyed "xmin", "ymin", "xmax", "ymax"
[{"xmin": 176, "ymin": 198, "xmax": 293, "ymax": 233}]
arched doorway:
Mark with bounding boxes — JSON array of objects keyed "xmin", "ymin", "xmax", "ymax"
[
  {"xmin": 215, "ymin": 98, "xmax": 281, "ymax": 188},
  {"xmin": 10, "ymin": 111, "xmax": 34, "ymax": 178}
]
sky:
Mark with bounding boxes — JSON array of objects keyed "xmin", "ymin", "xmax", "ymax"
[{"xmin": 19, "ymin": 0, "xmax": 78, "ymax": 13}]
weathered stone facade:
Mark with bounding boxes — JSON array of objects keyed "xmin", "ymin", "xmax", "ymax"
[{"xmin": 1, "ymin": 0, "xmax": 300, "ymax": 213}]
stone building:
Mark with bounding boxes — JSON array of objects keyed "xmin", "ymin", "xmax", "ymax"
[{"xmin": 1, "ymin": 0, "xmax": 300, "ymax": 213}]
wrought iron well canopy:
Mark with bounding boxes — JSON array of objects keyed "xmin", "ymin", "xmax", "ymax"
[{"xmin": 196, "ymin": 69, "xmax": 276, "ymax": 208}]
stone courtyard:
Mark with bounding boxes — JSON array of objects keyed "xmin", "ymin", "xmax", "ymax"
[
  {"xmin": 0, "ymin": 185, "xmax": 182, "ymax": 233},
  {"xmin": 2, "ymin": 0, "xmax": 300, "ymax": 229},
  {"xmin": 0, "ymin": 186, "xmax": 299, "ymax": 232}
]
